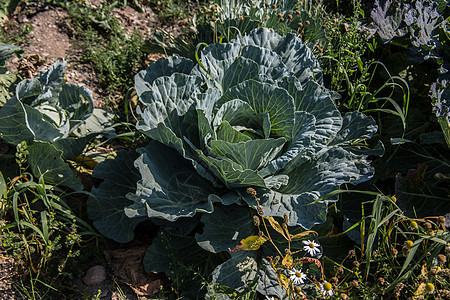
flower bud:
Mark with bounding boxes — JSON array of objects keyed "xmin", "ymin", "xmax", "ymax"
[
  {"xmin": 437, "ymin": 254, "xmax": 446, "ymax": 265},
  {"xmin": 283, "ymin": 213, "xmax": 289, "ymax": 224},
  {"xmin": 273, "ymin": 255, "xmax": 280, "ymax": 265},
  {"xmin": 246, "ymin": 187, "xmax": 257, "ymax": 196},
  {"xmin": 426, "ymin": 283, "xmax": 435, "ymax": 293},
  {"xmin": 391, "ymin": 248, "xmax": 398, "ymax": 256},
  {"xmin": 253, "ymin": 215, "xmax": 260, "ymax": 227},
  {"xmin": 257, "ymin": 205, "xmax": 264, "ymax": 216},
  {"xmin": 348, "ymin": 249, "xmax": 355, "ymax": 258}
]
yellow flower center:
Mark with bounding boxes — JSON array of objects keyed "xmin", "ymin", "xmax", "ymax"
[
  {"xmin": 410, "ymin": 221, "xmax": 418, "ymax": 228},
  {"xmin": 405, "ymin": 240, "xmax": 413, "ymax": 248},
  {"xmin": 324, "ymin": 282, "xmax": 332, "ymax": 291},
  {"xmin": 309, "ymin": 243, "xmax": 315, "ymax": 248},
  {"xmin": 295, "ymin": 272, "xmax": 302, "ymax": 278},
  {"xmin": 426, "ymin": 283, "xmax": 435, "ymax": 292}
]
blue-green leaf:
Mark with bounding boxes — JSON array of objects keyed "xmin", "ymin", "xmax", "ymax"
[
  {"xmin": 216, "ymin": 121, "xmax": 252, "ymax": 143},
  {"xmin": 59, "ymin": 84, "xmax": 94, "ymax": 121},
  {"xmin": 331, "ymin": 112, "xmax": 378, "ymax": 145},
  {"xmin": 196, "ymin": 204, "xmax": 253, "ymax": 253},
  {"xmin": 27, "ymin": 141, "xmax": 82, "ymax": 190},
  {"xmin": 222, "ymin": 57, "xmax": 260, "ymax": 91},
  {"xmin": 261, "ymin": 111, "xmax": 316, "ymax": 176},
  {"xmin": 87, "ymin": 149, "xmax": 145, "ymax": 243},
  {"xmin": 125, "ymin": 142, "xmax": 217, "ymax": 221},
  {"xmin": 0, "ymin": 97, "xmax": 62, "ymax": 144},
  {"xmin": 210, "ymin": 138, "xmax": 286, "ymax": 170},
  {"xmin": 135, "ymin": 56, "xmax": 194, "ymax": 95},
  {"xmin": 279, "ymin": 77, "xmax": 342, "ymax": 143},
  {"xmin": 220, "ymin": 80, "xmax": 295, "ymax": 138},
  {"xmin": 191, "ymin": 147, "xmax": 267, "ymax": 188},
  {"xmin": 211, "ymin": 251, "xmax": 259, "ymax": 293},
  {"xmin": 144, "ymin": 230, "xmax": 223, "ymax": 299},
  {"xmin": 236, "ymin": 28, "xmax": 322, "ymax": 83}
]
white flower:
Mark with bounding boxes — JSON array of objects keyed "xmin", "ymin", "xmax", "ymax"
[
  {"xmin": 319, "ymin": 281, "xmax": 334, "ymax": 297},
  {"xmin": 288, "ymin": 268, "xmax": 307, "ymax": 285},
  {"xmin": 265, "ymin": 296, "xmax": 275, "ymax": 300},
  {"xmin": 302, "ymin": 240, "xmax": 321, "ymax": 256}
]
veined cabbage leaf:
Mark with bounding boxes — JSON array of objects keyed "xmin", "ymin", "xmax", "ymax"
[
  {"xmin": 88, "ymin": 28, "xmax": 382, "ymax": 297},
  {"xmin": 0, "ymin": 59, "xmax": 115, "ymax": 189}
]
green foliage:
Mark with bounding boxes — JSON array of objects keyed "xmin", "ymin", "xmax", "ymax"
[
  {"xmin": 57, "ymin": 1, "xmax": 148, "ymax": 96},
  {"xmin": 0, "ymin": 59, "xmax": 115, "ymax": 189},
  {"xmin": 430, "ymin": 76, "xmax": 450, "ymax": 147},
  {"xmin": 0, "ymin": 0, "xmax": 19, "ymax": 23},
  {"xmin": 0, "ymin": 172, "xmax": 99, "ymax": 299},
  {"xmin": 323, "ymin": 194, "xmax": 449, "ymax": 299},
  {"xmin": 148, "ymin": 0, "xmax": 188, "ymax": 21},
  {"xmin": 0, "ymin": 44, "xmax": 21, "ymax": 105},
  {"xmin": 0, "ymin": 1, "xmax": 448, "ymax": 299},
  {"xmin": 88, "ymin": 28, "xmax": 382, "ymax": 298},
  {"xmin": 144, "ymin": 0, "xmax": 330, "ymax": 60}
]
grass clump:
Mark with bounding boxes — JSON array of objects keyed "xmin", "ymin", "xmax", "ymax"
[
  {"xmin": 0, "ymin": 170, "xmax": 100, "ymax": 299},
  {"xmin": 63, "ymin": 1, "xmax": 147, "ymax": 100}
]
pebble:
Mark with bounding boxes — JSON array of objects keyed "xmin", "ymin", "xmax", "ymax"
[{"xmin": 83, "ymin": 265, "xmax": 107, "ymax": 285}]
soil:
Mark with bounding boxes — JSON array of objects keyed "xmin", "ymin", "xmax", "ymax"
[
  {"xmin": 0, "ymin": 1, "xmax": 186, "ymax": 298},
  {"xmin": 0, "ymin": 251, "xmax": 18, "ymax": 300},
  {"xmin": 7, "ymin": 1, "xmax": 171, "ymax": 107}
]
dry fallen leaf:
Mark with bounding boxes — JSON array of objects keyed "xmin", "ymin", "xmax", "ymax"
[{"xmin": 105, "ymin": 246, "xmax": 161, "ymax": 296}]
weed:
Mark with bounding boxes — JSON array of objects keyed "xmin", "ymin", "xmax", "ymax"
[
  {"xmin": 0, "ymin": 145, "xmax": 100, "ymax": 298},
  {"xmin": 62, "ymin": 1, "xmax": 146, "ymax": 98},
  {"xmin": 147, "ymin": 0, "xmax": 188, "ymax": 22},
  {"xmin": 322, "ymin": 194, "xmax": 450, "ymax": 299}
]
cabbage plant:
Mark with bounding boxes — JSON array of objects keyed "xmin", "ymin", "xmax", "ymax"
[
  {"xmin": 88, "ymin": 28, "xmax": 382, "ymax": 298},
  {"xmin": 0, "ymin": 59, "xmax": 115, "ymax": 189}
]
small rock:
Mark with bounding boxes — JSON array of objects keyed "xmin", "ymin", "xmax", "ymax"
[{"xmin": 83, "ymin": 265, "xmax": 107, "ymax": 285}]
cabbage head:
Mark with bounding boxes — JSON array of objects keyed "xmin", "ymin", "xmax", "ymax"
[
  {"xmin": 88, "ymin": 28, "xmax": 382, "ymax": 297},
  {"xmin": 0, "ymin": 59, "xmax": 115, "ymax": 189}
]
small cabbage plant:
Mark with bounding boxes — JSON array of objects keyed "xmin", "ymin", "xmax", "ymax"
[
  {"xmin": 0, "ymin": 60, "xmax": 115, "ymax": 189},
  {"xmin": 88, "ymin": 28, "xmax": 382, "ymax": 298},
  {"xmin": 430, "ymin": 77, "xmax": 450, "ymax": 147}
]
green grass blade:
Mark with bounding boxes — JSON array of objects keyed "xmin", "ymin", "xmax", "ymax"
[{"xmin": 399, "ymin": 238, "xmax": 423, "ymax": 276}]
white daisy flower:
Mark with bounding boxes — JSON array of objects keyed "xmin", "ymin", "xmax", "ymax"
[
  {"xmin": 319, "ymin": 281, "xmax": 334, "ymax": 297},
  {"xmin": 302, "ymin": 240, "xmax": 321, "ymax": 256},
  {"xmin": 288, "ymin": 268, "xmax": 307, "ymax": 285}
]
